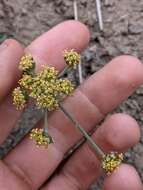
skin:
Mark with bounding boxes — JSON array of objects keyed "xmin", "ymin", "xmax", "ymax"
[{"xmin": 0, "ymin": 20, "xmax": 142, "ymax": 190}]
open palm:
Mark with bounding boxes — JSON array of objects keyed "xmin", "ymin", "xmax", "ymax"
[{"xmin": 0, "ymin": 21, "xmax": 143, "ymax": 190}]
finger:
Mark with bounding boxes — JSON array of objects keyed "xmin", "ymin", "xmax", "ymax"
[
  {"xmin": 5, "ymin": 56, "xmax": 143, "ymax": 189},
  {"xmin": 26, "ymin": 20, "xmax": 89, "ymax": 70},
  {"xmin": 0, "ymin": 160, "xmax": 31, "ymax": 190},
  {"xmin": 0, "ymin": 39, "xmax": 23, "ymax": 99},
  {"xmin": 81, "ymin": 55, "xmax": 143, "ymax": 114},
  {"xmin": 0, "ymin": 20, "xmax": 90, "ymax": 143},
  {"xmin": 0, "ymin": 39, "xmax": 23, "ymax": 144},
  {"xmin": 103, "ymin": 164, "xmax": 143, "ymax": 190},
  {"xmin": 43, "ymin": 114, "xmax": 140, "ymax": 190}
]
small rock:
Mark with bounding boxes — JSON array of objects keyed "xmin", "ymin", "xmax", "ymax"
[{"xmin": 129, "ymin": 24, "xmax": 143, "ymax": 34}]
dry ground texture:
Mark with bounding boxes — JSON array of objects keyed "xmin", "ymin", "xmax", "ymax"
[{"xmin": 0, "ymin": 0, "xmax": 143, "ymax": 189}]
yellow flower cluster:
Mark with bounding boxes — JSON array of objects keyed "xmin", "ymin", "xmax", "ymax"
[
  {"xmin": 38, "ymin": 66, "xmax": 58, "ymax": 80},
  {"xmin": 64, "ymin": 49, "xmax": 80, "ymax": 68},
  {"xmin": 35, "ymin": 94, "xmax": 59, "ymax": 110},
  {"xmin": 12, "ymin": 87, "xmax": 26, "ymax": 110},
  {"xmin": 13, "ymin": 56, "xmax": 74, "ymax": 111},
  {"xmin": 57, "ymin": 79, "xmax": 74, "ymax": 96},
  {"xmin": 30, "ymin": 128, "xmax": 53, "ymax": 148},
  {"xmin": 101, "ymin": 152, "xmax": 123, "ymax": 174},
  {"xmin": 28, "ymin": 66, "xmax": 59, "ymax": 110},
  {"xmin": 28, "ymin": 66, "xmax": 74, "ymax": 110},
  {"xmin": 19, "ymin": 54, "xmax": 35, "ymax": 73},
  {"xmin": 19, "ymin": 74, "xmax": 33, "ymax": 90}
]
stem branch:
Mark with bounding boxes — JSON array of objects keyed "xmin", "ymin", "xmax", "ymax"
[
  {"xmin": 58, "ymin": 66, "xmax": 70, "ymax": 78},
  {"xmin": 44, "ymin": 108, "xmax": 48, "ymax": 134},
  {"xmin": 59, "ymin": 103, "xmax": 105, "ymax": 158}
]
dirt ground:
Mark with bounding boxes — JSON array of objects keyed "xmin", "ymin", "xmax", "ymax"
[{"xmin": 0, "ymin": 0, "xmax": 143, "ymax": 189}]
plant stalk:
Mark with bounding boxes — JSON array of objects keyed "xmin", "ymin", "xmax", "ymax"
[
  {"xmin": 59, "ymin": 103, "xmax": 105, "ymax": 158},
  {"xmin": 43, "ymin": 108, "xmax": 48, "ymax": 135},
  {"xmin": 58, "ymin": 66, "xmax": 70, "ymax": 78}
]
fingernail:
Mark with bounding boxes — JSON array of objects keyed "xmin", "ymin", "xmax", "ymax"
[{"xmin": 0, "ymin": 40, "xmax": 9, "ymax": 52}]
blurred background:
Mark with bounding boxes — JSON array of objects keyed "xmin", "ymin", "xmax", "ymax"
[{"xmin": 0, "ymin": 0, "xmax": 142, "ymax": 189}]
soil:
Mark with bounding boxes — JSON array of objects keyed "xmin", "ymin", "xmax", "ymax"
[{"xmin": 0, "ymin": 0, "xmax": 143, "ymax": 189}]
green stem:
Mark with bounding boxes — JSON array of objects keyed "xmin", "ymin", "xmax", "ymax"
[
  {"xmin": 58, "ymin": 66, "xmax": 71, "ymax": 78},
  {"xmin": 43, "ymin": 108, "xmax": 48, "ymax": 135},
  {"xmin": 59, "ymin": 103, "xmax": 105, "ymax": 158}
]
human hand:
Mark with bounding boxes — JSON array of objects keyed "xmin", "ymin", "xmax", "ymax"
[{"xmin": 0, "ymin": 21, "xmax": 143, "ymax": 190}]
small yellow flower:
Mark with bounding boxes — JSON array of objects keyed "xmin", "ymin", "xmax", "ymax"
[
  {"xmin": 28, "ymin": 66, "xmax": 74, "ymax": 111},
  {"xmin": 29, "ymin": 67, "xmax": 59, "ymax": 111},
  {"xmin": 64, "ymin": 49, "xmax": 80, "ymax": 68},
  {"xmin": 13, "ymin": 65, "xmax": 74, "ymax": 111},
  {"xmin": 19, "ymin": 54, "xmax": 35, "ymax": 72},
  {"xmin": 36, "ymin": 94, "xmax": 59, "ymax": 110},
  {"xmin": 29, "ymin": 80, "xmax": 57, "ymax": 99},
  {"xmin": 38, "ymin": 66, "xmax": 58, "ymax": 80},
  {"xmin": 12, "ymin": 87, "xmax": 27, "ymax": 110},
  {"xmin": 18, "ymin": 74, "xmax": 34, "ymax": 90},
  {"xmin": 29, "ymin": 66, "xmax": 59, "ymax": 98},
  {"xmin": 101, "ymin": 152, "xmax": 123, "ymax": 174},
  {"xmin": 57, "ymin": 79, "xmax": 74, "ymax": 96},
  {"xmin": 30, "ymin": 128, "xmax": 53, "ymax": 148}
]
